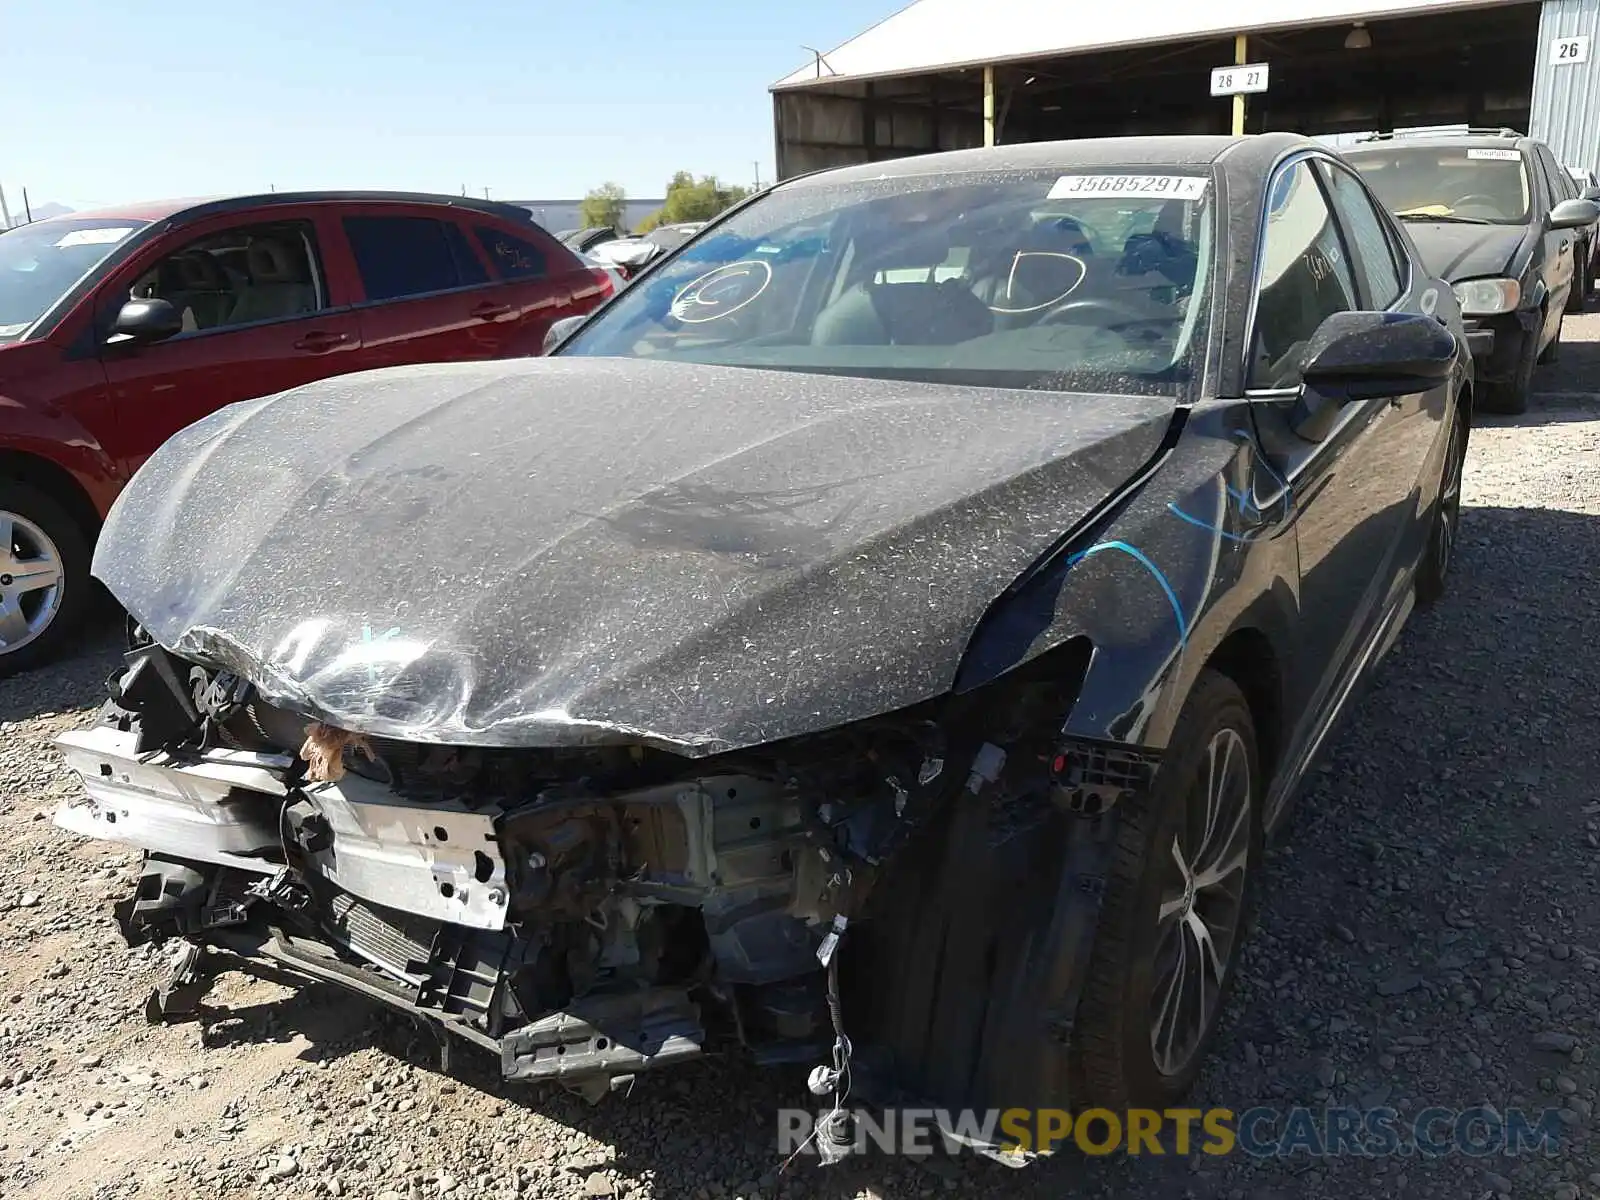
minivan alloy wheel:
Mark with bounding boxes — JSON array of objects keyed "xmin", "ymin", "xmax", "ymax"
[
  {"xmin": 0, "ymin": 511, "xmax": 67, "ymax": 654},
  {"xmin": 1149, "ymin": 726, "xmax": 1252, "ymax": 1078}
]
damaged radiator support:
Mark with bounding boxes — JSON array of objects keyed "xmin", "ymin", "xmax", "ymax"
[{"xmin": 53, "ymin": 640, "xmax": 1149, "ymax": 1147}]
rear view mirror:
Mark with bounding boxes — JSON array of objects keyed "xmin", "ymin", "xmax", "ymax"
[
  {"xmin": 542, "ymin": 315, "xmax": 587, "ymax": 355},
  {"xmin": 1549, "ymin": 198, "xmax": 1600, "ymax": 230},
  {"xmin": 109, "ymin": 298, "xmax": 184, "ymax": 345},
  {"xmin": 1292, "ymin": 310, "xmax": 1457, "ymax": 441}
]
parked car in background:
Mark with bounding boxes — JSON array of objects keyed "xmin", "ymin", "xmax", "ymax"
[
  {"xmin": 587, "ymin": 234, "xmax": 660, "ymax": 277},
  {"xmin": 1567, "ymin": 166, "xmax": 1600, "ymax": 283},
  {"xmin": 1345, "ymin": 129, "xmax": 1599, "ymax": 413},
  {"xmin": 59, "ymin": 134, "xmax": 1472, "ymax": 1135},
  {"xmin": 574, "ymin": 249, "xmax": 628, "ymax": 293},
  {"xmin": 0, "ymin": 191, "xmax": 613, "ymax": 674},
  {"xmin": 558, "ymin": 226, "xmax": 624, "ymax": 255},
  {"xmin": 586, "ymin": 222, "xmax": 712, "ymax": 281}
]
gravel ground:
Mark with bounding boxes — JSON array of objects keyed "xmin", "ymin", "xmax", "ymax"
[{"xmin": 2, "ymin": 318, "xmax": 1599, "ymax": 1200}]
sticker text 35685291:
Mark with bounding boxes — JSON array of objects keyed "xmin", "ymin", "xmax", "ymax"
[{"xmin": 1047, "ymin": 175, "xmax": 1209, "ymax": 201}]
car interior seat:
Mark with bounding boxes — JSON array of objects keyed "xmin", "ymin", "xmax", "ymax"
[
  {"xmin": 812, "ymin": 233, "xmax": 995, "ymax": 346},
  {"xmin": 229, "ymin": 236, "xmax": 318, "ymax": 326}
]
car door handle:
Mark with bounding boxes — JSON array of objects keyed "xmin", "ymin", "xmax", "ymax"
[
  {"xmin": 293, "ymin": 330, "xmax": 351, "ymax": 352},
  {"xmin": 471, "ymin": 302, "xmax": 514, "ymax": 321}
]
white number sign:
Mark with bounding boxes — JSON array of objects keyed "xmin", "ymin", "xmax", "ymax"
[
  {"xmin": 1210, "ymin": 63, "xmax": 1270, "ymax": 96},
  {"xmin": 1551, "ymin": 35, "xmax": 1590, "ymax": 65},
  {"xmin": 1047, "ymin": 175, "xmax": 1209, "ymax": 201}
]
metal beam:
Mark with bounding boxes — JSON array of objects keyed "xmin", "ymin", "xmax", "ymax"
[
  {"xmin": 1233, "ymin": 34, "xmax": 1248, "ymax": 136},
  {"xmin": 984, "ymin": 65, "xmax": 996, "ymax": 146}
]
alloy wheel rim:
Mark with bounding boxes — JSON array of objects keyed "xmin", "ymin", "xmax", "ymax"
[
  {"xmin": 0, "ymin": 510, "xmax": 66, "ymax": 655},
  {"xmin": 1436, "ymin": 416, "xmax": 1465, "ymax": 580},
  {"xmin": 1149, "ymin": 727, "xmax": 1252, "ymax": 1077}
]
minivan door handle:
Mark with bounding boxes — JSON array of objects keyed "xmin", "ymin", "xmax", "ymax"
[
  {"xmin": 471, "ymin": 302, "xmax": 515, "ymax": 321},
  {"xmin": 293, "ymin": 330, "xmax": 351, "ymax": 352}
]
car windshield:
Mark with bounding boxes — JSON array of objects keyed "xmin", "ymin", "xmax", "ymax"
[
  {"xmin": 557, "ymin": 167, "xmax": 1215, "ymax": 395},
  {"xmin": 1345, "ymin": 146, "xmax": 1531, "ymax": 224},
  {"xmin": 0, "ymin": 218, "xmax": 147, "ymax": 344}
]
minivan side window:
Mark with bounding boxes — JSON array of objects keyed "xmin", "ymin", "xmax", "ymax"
[
  {"xmin": 475, "ymin": 226, "xmax": 550, "ymax": 280},
  {"xmin": 343, "ymin": 216, "xmax": 488, "ymax": 302},
  {"xmin": 1249, "ymin": 160, "xmax": 1361, "ymax": 389},
  {"xmin": 128, "ymin": 220, "xmax": 325, "ymax": 333},
  {"xmin": 1317, "ymin": 161, "xmax": 1405, "ymax": 309}
]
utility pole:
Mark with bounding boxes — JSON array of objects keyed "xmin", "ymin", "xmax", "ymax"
[
  {"xmin": 21, "ymin": 188, "xmax": 32, "ymax": 223},
  {"xmin": 0, "ymin": 182, "xmax": 12, "ymax": 229},
  {"xmin": 753, "ymin": 161, "xmax": 762, "ymax": 191},
  {"xmin": 483, "ymin": 187, "xmax": 491, "ymax": 200}
]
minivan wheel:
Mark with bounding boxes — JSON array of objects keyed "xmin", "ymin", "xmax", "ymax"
[
  {"xmin": 1567, "ymin": 257, "xmax": 1590, "ymax": 314},
  {"xmin": 1482, "ymin": 329, "xmax": 1536, "ymax": 415},
  {"xmin": 1071, "ymin": 670, "xmax": 1261, "ymax": 1108},
  {"xmin": 0, "ymin": 483, "xmax": 92, "ymax": 678}
]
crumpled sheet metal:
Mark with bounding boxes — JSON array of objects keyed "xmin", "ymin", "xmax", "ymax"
[{"xmin": 94, "ymin": 357, "xmax": 1175, "ymax": 755}]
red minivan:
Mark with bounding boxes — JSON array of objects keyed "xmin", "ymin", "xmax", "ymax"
[{"xmin": 0, "ymin": 192, "xmax": 613, "ymax": 674}]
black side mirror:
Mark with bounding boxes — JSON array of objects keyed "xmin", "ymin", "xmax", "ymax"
[
  {"xmin": 1291, "ymin": 310, "xmax": 1457, "ymax": 441},
  {"xmin": 542, "ymin": 314, "xmax": 588, "ymax": 355},
  {"xmin": 109, "ymin": 297, "xmax": 184, "ymax": 345},
  {"xmin": 1549, "ymin": 197, "xmax": 1600, "ymax": 230}
]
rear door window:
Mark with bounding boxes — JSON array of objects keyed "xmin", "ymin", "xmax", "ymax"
[
  {"xmin": 475, "ymin": 226, "xmax": 551, "ymax": 279},
  {"xmin": 342, "ymin": 215, "xmax": 487, "ymax": 301}
]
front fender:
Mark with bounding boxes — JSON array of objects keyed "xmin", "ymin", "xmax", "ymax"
[{"xmin": 957, "ymin": 399, "xmax": 1300, "ymax": 755}]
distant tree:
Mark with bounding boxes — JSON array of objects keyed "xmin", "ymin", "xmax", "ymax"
[
  {"xmin": 579, "ymin": 182, "xmax": 627, "ymax": 230},
  {"xmin": 651, "ymin": 171, "xmax": 750, "ymax": 227}
]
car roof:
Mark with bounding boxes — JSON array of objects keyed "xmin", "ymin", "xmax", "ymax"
[
  {"xmin": 50, "ymin": 191, "xmax": 538, "ymax": 228},
  {"xmin": 1344, "ymin": 133, "xmax": 1539, "ymax": 155},
  {"xmin": 787, "ymin": 134, "xmax": 1317, "ymax": 188}
]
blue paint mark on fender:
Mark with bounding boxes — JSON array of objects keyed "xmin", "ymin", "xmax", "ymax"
[{"xmin": 1067, "ymin": 540, "xmax": 1189, "ymax": 641}]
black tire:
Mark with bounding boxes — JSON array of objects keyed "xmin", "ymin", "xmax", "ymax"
[
  {"xmin": 0, "ymin": 482, "xmax": 93, "ymax": 678},
  {"xmin": 1070, "ymin": 670, "xmax": 1262, "ymax": 1108},
  {"xmin": 1539, "ymin": 311, "xmax": 1563, "ymax": 364},
  {"xmin": 1415, "ymin": 402, "xmax": 1468, "ymax": 608},
  {"xmin": 1567, "ymin": 255, "xmax": 1590, "ymax": 315},
  {"xmin": 1481, "ymin": 327, "xmax": 1536, "ymax": 415}
]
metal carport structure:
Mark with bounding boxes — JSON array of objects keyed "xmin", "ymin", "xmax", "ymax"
[{"xmin": 771, "ymin": 0, "xmax": 1600, "ymax": 177}]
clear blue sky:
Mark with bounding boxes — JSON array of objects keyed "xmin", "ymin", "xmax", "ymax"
[{"xmin": 1, "ymin": 0, "xmax": 891, "ymax": 211}]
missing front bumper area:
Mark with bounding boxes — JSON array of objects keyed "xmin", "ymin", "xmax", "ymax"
[
  {"xmin": 55, "ymin": 639, "xmax": 1129, "ymax": 1135},
  {"xmin": 55, "ymin": 711, "xmax": 852, "ymax": 1098}
]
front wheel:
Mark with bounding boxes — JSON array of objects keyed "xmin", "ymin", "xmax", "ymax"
[
  {"xmin": 1415, "ymin": 403, "xmax": 1468, "ymax": 608},
  {"xmin": 1481, "ymin": 327, "xmax": 1536, "ymax": 415},
  {"xmin": 1070, "ymin": 670, "xmax": 1262, "ymax": 1108},
  {"xmin": 0, "ymin": 482, "xmax": 93, "ymax": 678},
  {"xmin": 1567, "ymin": 255, "xmax": 1590, "ymax": 315}
]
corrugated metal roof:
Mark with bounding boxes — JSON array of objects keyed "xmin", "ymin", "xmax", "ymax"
[
  {"xmin": 1530, "ymin": 0, "xmax": 1600, "ymax": 172},
  {"xmin": 774, "ymin": 0, "xmax": 1528, "ymax": 90}
]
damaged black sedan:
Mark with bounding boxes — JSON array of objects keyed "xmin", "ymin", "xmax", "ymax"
[{"xmin": 56, "ymin": 133, "xmax": 1471, "ymax": 1152}]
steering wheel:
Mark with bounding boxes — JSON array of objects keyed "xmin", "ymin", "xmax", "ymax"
[{"xmin": 1039, "ymin": 296, "xmax": 1148, "ymax": 327}]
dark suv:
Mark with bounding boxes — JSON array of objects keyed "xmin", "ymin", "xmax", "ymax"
[
  {"xmin": 1344, "ymin": 129, "xmax": 1600, "ymax": 414},
  {"xmin": 0, "ymin": 192, "xmax": 613, "ymax": 674}
]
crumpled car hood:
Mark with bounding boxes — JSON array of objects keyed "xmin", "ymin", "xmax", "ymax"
[
  {"xmin": 94, "ymin": 357, "xmax": 1174, "ymax": 755},
  {"xmin": 1403, "ymin": 221, "xmax": 1528, "ymax": 283}
]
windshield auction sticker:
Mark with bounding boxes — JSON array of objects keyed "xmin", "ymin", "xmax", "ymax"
[
  {"xmin": 669, "ymin": 260, "xmax": 773, "ymax": 324},
  {"xmin": 53, "ymin": 227, "xmax": 134, "ymax": 248},
  {"xmin": 1466, "ymin": 148, "xmax": 1521, "ymax": 161},
  {"xmin": 1048, "ymin": 175, "xmax": 1208, "ymax": 200}
]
